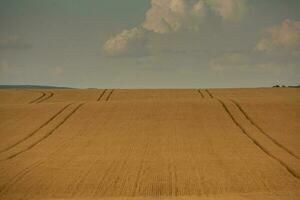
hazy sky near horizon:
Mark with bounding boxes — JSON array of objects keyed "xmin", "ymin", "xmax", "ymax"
[{"xmin": 0, "ymin": 0, "xmax": 299, "ymax": 88}]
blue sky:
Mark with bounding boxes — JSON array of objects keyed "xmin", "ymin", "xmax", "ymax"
[{"xmin": 0, "ymin": 0, "xmax": 299, "ymax": 88}]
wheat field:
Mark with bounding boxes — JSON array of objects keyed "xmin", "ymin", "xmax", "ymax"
[{"xmin": 0, "ymin": 88, "xmax": 299, "ymax": 199}]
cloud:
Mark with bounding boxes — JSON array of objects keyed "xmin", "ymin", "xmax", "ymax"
[
  {"xmin": 102, "ymin": 27, "xmax": 148, "ymax": 57},
  {"xmin": 141, "ymin": 0, "xmax": 247, "ymax": 34},
  {"xmin": 0, "ymin": 36, "xmax": 32, "ymax": 50},
  {"xmin": 256, "ymin": 19, "xmax": 300, "ymax": 53},
  {"xmin": 208, "ymin": 0, "xmax": 247, "ymax": 21},
  {"xmin": 142, "ymin": 0, "xmax": 206, "ymax": 34},
  {"xmin": 103, "ymin": 0, "xmax": 247, "ymax": 56}
]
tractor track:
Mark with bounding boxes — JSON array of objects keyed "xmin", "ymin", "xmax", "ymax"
[
  {"xmin": 105, "ymin": 89, "xmax": 114, "ymax": 101},
  {"xmin": 28, "ymin": 92, "xmax": 47, "ymax": 104},
  {"xmin": 205, "ymin": 89, "xmax": 213, "ymax": 98},
  {"xmin": 0, "ymin": 104, "xmax": 72, "ymax": 154},
  {"xmin": 231, "ymin": 99, "xmax": 300, "ymax": 160},
  {"xmin": 36, "ymin": 91, "xmax": 54, "ymax": 103},
  {"xmin": 197, "ymin": 89, "xmax": 204, "ymax": 98},
  {"xmin": 97, "ymin": 89, "xmax": 107, "ymax": 101},
  {"xmin": 1, "ymin": 103, "xmax": 85, "ymax": 161},
  {"xmin": 217, "ymin": 98, "xmax": 299, "ymax": 180},
  {"xmin": 197, "ymin": 88, "xmax": 300, "ymax": 179}
]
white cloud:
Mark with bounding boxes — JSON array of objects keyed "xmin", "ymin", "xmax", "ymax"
[
  {"xmin": 256, "ymin": 19, "xmax": 300, "ymax": 53},
  {"xmin": 142, "ymin": 0, "xmax": 206, "ymax": 34},
  {"xmin": 102, "ymin": 27, "xmax": 147, "ymax": 56},
  {"xmin": 103, "ymin": 0, "xmax": 247, "ymax": 56},
  {"xmin": 208, "ymin": 0, "xmax": 247, "ymax": 21}
]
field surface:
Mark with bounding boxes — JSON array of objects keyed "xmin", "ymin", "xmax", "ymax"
[{"xmin": 0, "ymin": 88, "xmax": 299, "ymax": 200}]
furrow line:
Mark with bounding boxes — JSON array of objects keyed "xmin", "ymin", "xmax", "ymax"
[
  {"xmin": 132, "ymin": 142, "xmax": 150, "ymax": 196},
  {"xmin": 101, "ymin": 148, "xmax": 132, "ymax": 196},
  {"xmin": 0, "ymin": 160, "xmax": 44, "ymax": 194},
  {"xmin": 70, "ymin": 158, "xmax": 99, "ymax": 197},
  {"xmin": 93, "ymin": 160, "xmax": 118, "ymax": 197},
  {"xmin": 117, "ymin": 148, "xmax": 135, "ymax": 196}
]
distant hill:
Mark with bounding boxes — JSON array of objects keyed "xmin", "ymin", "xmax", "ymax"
[{"xmin": 0, "ymin": 85, "xmax": 72, "ymax": 89}]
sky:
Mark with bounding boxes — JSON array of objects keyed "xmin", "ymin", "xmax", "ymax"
[{"xmin": 0, "ymin": 0, "xmax": 299, "ymax": 88}]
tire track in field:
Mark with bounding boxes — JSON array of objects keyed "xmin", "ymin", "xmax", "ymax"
[
  {"xmin": 231, "ymin": 99, "xmax": 300, "ymax": 160},
  {"xmin": 205, "ymin": 89, "xmax": 213, "ymax": 98},
  {"xmin": 0, "ymin": 104, "xmax": 72, "ymax": 154},
  {"xmin": 217, "ymin": 98, "xmax": 300, "ymax": 180},
  {"xmin": 28, "ymin": 92, "xmax": 46, "ymax": 104},
  {"xmin": 105, "ymin": 89, "xmax": 114, "ymax": 101},
  {"xmin": 0, "ymin": 160, "xmax": 43, "ymax": 194},
  {"xmin": 97, "ymin": 89, "xmax": 107, "ymax": 101},
  {"xmin": 197, "ymin": 89, "xmax": 204, "ymax": 98},
  {"xmin": 1, "ymin": 103, "xmax": 85, "ymax": 161},
  {"xmin": 36, "ymin": 91, "xmax": 54, "ymax": 103},
  {"xmin": 197, "ymin": 89, "xmax": 214, "ymax": 99}
]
